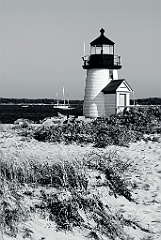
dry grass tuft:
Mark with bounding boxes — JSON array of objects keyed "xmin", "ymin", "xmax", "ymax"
[{"xmin": 0, "ymin": 180, "xmax": 29, "ymax": 237}]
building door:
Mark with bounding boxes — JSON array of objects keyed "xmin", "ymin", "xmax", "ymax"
[
  {"xmin": 119, "ymin": 94, "xmax": 126, "ymax": 106},
  {"xmin": 117, "ymin": 94, "xmax": 126, "ymax": 113}
]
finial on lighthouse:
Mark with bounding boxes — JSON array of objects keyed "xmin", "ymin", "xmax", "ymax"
[{"xmin": 100, "ymin": 28, "xmax": 105, "ymax": 35}]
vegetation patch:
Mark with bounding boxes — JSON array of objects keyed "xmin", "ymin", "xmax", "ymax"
[
  {"xmin": 0, "ymin": 105, "xmax": 160, "ymax": 239},
  {"xmin": 0, "ymin": 146, "xmax": 135, "ymax": 239},
  {"xmin": 0, "ymin": 180, "xmax": 29, "ymax": 237},
  {"xmin": 32, "ymin": 106, "xmax": 161, "ymax": 148}
]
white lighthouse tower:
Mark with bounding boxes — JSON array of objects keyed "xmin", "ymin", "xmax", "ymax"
[{"xmin": 82, "ymin": 29, "xmax": 132, "ymax": 118}]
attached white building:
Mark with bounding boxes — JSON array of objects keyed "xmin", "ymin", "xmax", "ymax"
[
  {"xmin": 82, "ymin": 29, "xmax": 133, "ymax": 118},
  {"xmin": 102, "ymin": 79, "xmax": 133, "ymax": 116}
]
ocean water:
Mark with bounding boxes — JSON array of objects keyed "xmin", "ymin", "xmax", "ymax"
[{"xmin": 0, "ymin": 104, "xmax": 83, "ymax": 123}]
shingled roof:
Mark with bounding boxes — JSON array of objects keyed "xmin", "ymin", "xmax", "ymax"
[
  {"xmin": 90, "ymin": 28, "xmax": 115, "ymax": 46},
  {"xmin": 102, "ymin": 79, "xmax": 133, "ymax": 94}
]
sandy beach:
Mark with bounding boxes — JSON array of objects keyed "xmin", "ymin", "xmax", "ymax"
[{"xmin": 0, "ymin": 124, "xmax": 161, "ymax": 240}]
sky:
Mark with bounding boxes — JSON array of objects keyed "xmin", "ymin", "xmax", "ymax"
[{"xmin": 0, "ymin": 0, "xmax": 161, "ymax": 100}]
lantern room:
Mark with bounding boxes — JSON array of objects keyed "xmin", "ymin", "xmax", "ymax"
[{"xmin": 83, "ymin": 28, "xmax": 122, "ymax": 69}]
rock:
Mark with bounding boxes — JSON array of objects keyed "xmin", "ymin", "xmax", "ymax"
[{"xmin": 14, "ymin": 118, "xmax": 33, "ymax": 128}]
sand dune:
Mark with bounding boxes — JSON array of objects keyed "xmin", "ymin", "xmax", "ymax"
[{"xmin": 0, "ymin": 124, "xmax": 161, "ymax": 239}]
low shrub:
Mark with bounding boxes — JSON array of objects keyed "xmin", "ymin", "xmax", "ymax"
[{"xmin": 31, "ymin": 107, "xmax": 161, "ymax": 148}]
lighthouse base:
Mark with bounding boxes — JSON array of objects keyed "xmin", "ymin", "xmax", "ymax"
[
  {"xmin": 83, "ymin": 68, "xmax": 111, "ymax": 118},
  {"xmin": 83, "ymin": 92, "xmax": 106, "ymax": 118}
]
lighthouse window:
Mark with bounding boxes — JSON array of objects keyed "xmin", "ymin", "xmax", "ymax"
[
  {"xmin": 104, "ymin": 46, "xmax": 113, "ymax": 54},
  {"xmin": 109, "ymin": 70, "xmax": 113, "ymax": 79},
  {"xmin": 90, "ymin": 46, "xmax": 102, "ymax": 54},
  {"xmin": 96, "ymin": 47, "xmax": 102, "ymax": 54}
]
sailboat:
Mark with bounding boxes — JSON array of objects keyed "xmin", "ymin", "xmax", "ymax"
[{"xmin": 53, "ymin": 87, "xmax": 74, "ymax": 110}]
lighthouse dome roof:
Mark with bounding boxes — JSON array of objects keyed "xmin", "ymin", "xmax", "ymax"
[{"xmin": 90, "ymin": 28, "xmax": 115, "ymax": 46}]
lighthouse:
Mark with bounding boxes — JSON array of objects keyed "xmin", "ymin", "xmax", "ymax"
[{"xmin": 82, "ymin": 29, "xmax": 133, "ymax": 118}]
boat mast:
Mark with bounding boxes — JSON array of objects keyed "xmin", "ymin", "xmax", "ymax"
[
  {"xmin": 56, "ymin": 93, "xmax": 59, "ymax": 105},
  {"xmin": 63, "ymin": 87, "xmax": 65, "ymax": 106},
  {"xmin": 66, "ymin": 90, "xmax": 69, "ymax": 106}
]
